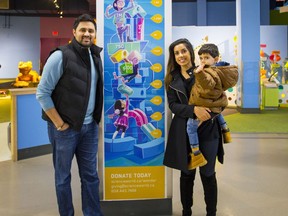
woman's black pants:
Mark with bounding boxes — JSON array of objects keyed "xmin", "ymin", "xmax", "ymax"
[{"xmin": 180, "ymin": 138, "xmax": 219, "ymax": 216}]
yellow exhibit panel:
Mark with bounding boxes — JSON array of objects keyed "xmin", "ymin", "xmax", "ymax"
[{"xmin": 105, "ymin": 166, "xmax": 165, "ymax": 200}]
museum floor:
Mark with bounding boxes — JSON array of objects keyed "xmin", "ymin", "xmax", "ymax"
[{"xmin": 0, "ymin": 133, "xmax": 287, "ymax": 216}]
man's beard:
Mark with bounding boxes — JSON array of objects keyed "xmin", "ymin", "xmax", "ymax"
[{"xmin": 81, "ymin": 37, "xmax": 92, "ymax": 47}]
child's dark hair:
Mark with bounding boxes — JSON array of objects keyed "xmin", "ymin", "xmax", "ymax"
[
  {"xmin": 198, "ymin": 43, "xmax": 219, "ymax": 58},
  {"xmin": 73, "ymin": 14, "xmax": 96, "ymax": 30}
]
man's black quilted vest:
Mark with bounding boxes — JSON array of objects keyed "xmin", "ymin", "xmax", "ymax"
[{"xmin": 42, "ymin": 38, "xmax": 103, "ymax": 131}]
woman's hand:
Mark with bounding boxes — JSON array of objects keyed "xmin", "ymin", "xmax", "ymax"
[{"xmin": 194, "ymin": 106, "xmax": 211, "ymax": 122}]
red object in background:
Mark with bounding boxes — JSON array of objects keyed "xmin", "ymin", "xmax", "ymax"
[
  {"xmin": 40, "ymin": 38, "xmax": 70, "ymax": 73},
  {"xmin": 52, "ymin": 31, "xmax": 59, "ymax": 36},
  {"xmin": 260, "ymin": 44, "xmax": 267, "ymax": 57},
  {"xmin": 269, "ymin": 50, "xmax": 281, "ymax": 62}
]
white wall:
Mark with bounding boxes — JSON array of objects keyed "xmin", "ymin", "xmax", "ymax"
[
  {"xmin": 0, "ymin": 16, "xmax": 40, "ymax": 78},
  {"xmin": 172, "ymin": 25, "xmax": 288, "ymax": 66}
]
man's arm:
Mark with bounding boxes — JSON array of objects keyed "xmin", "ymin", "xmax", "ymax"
[
  {"xmin": 36, "ymin": 51, "xmax": 68, "ymax": 131},
  {"xmin": 44, "ymin": 108, "xmax": 69, "ymax": 131}
]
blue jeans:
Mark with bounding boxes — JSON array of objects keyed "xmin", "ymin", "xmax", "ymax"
[
  {"xmin": 186, "ymin": 118, "xmax": 199, "ymax": 147},
  {"xmin": 48, "ymin": 121, "xmax": 103, "ymax": 216},
  {"xmin": 217, "ymin": 113, "xmax": 227, "ymax": 129},
  {"xmin": 187, "ymin": 114, "xmax": 226, "ymax": 146}
]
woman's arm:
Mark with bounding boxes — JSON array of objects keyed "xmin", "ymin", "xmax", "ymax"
[
  {"xmin": 166, "ymin": 88, "xmax": 195, "ymax": 118},
  {"xmin": 167, "ymin": 87, "xmax": 211, "ymax": 121}
]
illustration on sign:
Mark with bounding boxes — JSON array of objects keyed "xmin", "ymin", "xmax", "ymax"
[
  {"xmin": 103, "ymin": 0, "xmax": 165, "ymax": 199},
  {"xmin": 104, "ymin": 0, "xmax": 165, "ymax": 167}
]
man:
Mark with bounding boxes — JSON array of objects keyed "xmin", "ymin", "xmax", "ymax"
[{"xmin": 36, "ymin": 14, "xmax": 103, "ymax": 216}]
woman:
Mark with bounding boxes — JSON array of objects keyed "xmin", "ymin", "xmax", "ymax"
[{"xmin": 163, "ymin": 38, "xmax": 224, "ymax": 216}]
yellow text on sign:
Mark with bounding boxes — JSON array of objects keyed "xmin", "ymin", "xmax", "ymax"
[{"xmin": 104, "ymin": 166, "xmax": 165, "ymax": 200}]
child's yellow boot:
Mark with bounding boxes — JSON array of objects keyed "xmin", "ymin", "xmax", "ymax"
[
  {"xmin": 222, "ymin": 128, "xmax": 232, "ymax": 143},
  {"xmin": 188, "ymin": 147, "xmax": 207, "ymax": 170}
]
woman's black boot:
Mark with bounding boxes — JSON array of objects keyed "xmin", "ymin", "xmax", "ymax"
[
  {"xmin": 200, "ymin": 172, "xmax": 217, "ymax": 216},
  {"xmin": 180, "ymin": 171, "xmax": 196, "ymax": 216}
]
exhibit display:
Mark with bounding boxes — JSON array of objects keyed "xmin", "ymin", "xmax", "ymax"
[
  {"xmin": 103, "ymin": 0, "xmax": 166, "ymax": 200},
  {"xmin": 13, "ymin": 61, "xmax": 40, "ymax": 87}
]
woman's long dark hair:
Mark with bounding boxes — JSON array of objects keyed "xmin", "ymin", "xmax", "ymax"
[{"xmin": 164, "ymin": 38, "xmax": 195, "ymax": 90}]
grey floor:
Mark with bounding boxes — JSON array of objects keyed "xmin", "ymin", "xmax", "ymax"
[{"xmin": 0, "ymin": 133, "xmax": 288, "ymax": 216}]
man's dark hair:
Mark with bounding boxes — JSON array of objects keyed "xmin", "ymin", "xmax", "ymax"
[
  {"xmin": 73, "ymin": 14, "xmax": 96, "ymax": 30},
  {"xmin": 198, "ymin": 43, "xmax": 219, "ymax": 58}
]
